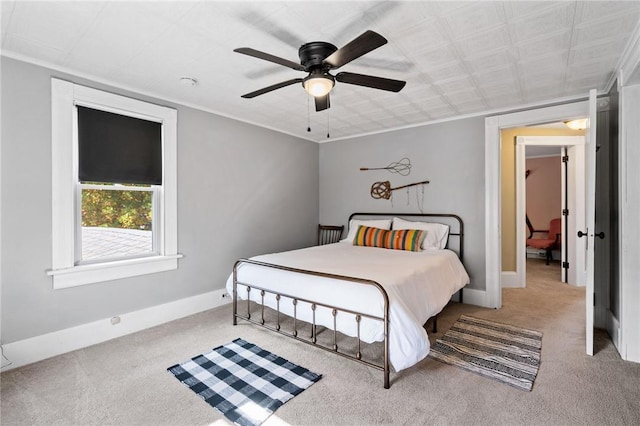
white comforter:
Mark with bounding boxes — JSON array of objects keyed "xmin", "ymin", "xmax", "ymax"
[{"xmin": 225, "ymin": 241, "xmax": 470, "ymax": 371}]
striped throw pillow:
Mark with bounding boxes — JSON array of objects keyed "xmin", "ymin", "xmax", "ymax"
[
  {"xmin": 385, "ymin": 229, "xmax": 425, "ymax": 252},
  {"xmin": 353, "ymin": 225, "xmax": 388, "ymax": 248}
]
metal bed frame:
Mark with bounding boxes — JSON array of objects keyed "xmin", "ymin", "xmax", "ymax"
[{"xmin": 232, "ymin": 213, "xmax": 464, "ymax": 389}]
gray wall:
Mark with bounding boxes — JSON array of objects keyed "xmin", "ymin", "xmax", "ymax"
[
  {"xmin": 1, "ymin": 57, "xmax": 319, "ymax": 343},
  {"xmin": 319, "ymin": 118, "xmax": 486, "ymax": 291}
]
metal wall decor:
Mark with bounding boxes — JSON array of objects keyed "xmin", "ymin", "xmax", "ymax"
[
  {"xmin": 360, "ymin": 157, "xmax": 412, "ymax": 176},
  {"xmin": 370, "ymin": 180, "xmax": 429, "ymax": 200}
]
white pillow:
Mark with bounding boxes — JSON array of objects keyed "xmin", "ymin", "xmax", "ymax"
[
  {"xmin": 343, "ymin": 219, "xmax": 392, "ymax": 243},
  {"xmin": 392, "ymin": 217, "xmax": 449, "ymax": 250}
]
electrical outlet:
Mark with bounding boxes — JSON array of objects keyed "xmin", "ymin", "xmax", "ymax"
[{"xmin": 110, "ymin": 316, "xmax": 121, "ymax": 325}]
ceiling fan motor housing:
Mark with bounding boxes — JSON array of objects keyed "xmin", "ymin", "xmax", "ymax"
[{"xmin": 298, "ymin": 42, "xmax": 337, "ymax": 71}]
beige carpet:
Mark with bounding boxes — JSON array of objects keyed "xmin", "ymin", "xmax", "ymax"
[{"xmin": 2, "ymin": 258, "xmax": 640, "ymax": 425}]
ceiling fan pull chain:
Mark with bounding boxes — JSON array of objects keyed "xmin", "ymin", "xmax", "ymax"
[
  {"xmin": 326, "ymin": 110, "xmax": 330, "ymax": 139},
  {"xmin": 307, "ymin": 94, "xmax": 311, "ymax": 132}
]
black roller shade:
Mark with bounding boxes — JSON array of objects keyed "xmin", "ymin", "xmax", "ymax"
[{"xmin": 77, "ymin": 106, "xmax": 162, "ymax": 185}]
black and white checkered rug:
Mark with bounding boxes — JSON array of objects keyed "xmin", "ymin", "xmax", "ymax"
[{"xmin": 168, "ymin": 338, "xmax": 322, "ymax": 426}]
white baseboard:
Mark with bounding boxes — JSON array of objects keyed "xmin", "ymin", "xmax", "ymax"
[
  {"xmin": 461, "ymin": 287, "xmax": 487, "ymax": 307},
  {"xmin": 0, "ymin": 284, "xmax": 493, "ymax": 371},
  {"xmin": 0, "ymin": 289, "xmax": 231, "ymax": 371},
  {"xmin": 501, "ymin": 271, "xmax": 522, "ymax": 288},
  {"xmin": 607, "ymin": 309, "xmax": 621, "ymax": 355}
]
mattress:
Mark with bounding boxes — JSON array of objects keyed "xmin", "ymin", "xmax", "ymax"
[{"xmin": 226, "ymin": 240, "xmax": 470, "ymax": 371}]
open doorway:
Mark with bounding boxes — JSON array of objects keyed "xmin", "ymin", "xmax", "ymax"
[
  {"xmin": 516, "ymin": 135, "xmax": 586, "ymax": 289},
  {"xmin": 524, "ymin": 145, "xmax": 564, "ymax": 284},
  {"xmin": 486, "ymin": 92, "xmax": 616, "ymax": 358},
  {"xmin": 499, "ymin": 125, "xmax": 585, "ymax": 290}
]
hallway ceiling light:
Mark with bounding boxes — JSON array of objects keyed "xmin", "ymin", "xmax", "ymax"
[{"xmin": 563, "ymin": 118, "xmax": 588, "ymax": 130}]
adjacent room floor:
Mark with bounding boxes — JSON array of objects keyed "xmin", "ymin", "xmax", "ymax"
[{"xmin": 2, "ymin": 260, "xmax": 639, "ymax": 425}]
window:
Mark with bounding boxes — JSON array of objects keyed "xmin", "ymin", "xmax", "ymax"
[
  {"xmin": 79, "ymin": 183, "xmax": 156, "ymax": 262},
  {"xmin": 75, "ymin": 105, "xmax": 160, "ymax": 264},
  {"xmin": 49, "ymin": 79, "xmax": 180, "ymax": 289}
]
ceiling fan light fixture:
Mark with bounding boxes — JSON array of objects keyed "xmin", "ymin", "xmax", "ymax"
[
  {"xmin": 303, "ymin": 74, "xmax": 334, "ymax": 97},
  {"xmin": 564, "ymin": 118, "xmax": 588, "ymax": 130}
]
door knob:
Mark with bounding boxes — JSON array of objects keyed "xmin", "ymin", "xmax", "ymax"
[{"xmin": 577, "ymin": 230, "xmax": 605, "ymax": 239}]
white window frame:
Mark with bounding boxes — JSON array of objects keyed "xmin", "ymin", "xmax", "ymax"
[{"xmin": 49, "ymin": 78, "xmax": 180, "ymax": 289}]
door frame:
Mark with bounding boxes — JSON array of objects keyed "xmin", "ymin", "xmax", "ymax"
[
  {"xmin": 615, "ymin": 27, "xmax": 640, "ymax": 363},
  {"xmin": 485, "ymin": 101, "xmax": 589, "ymax": 308},
  {"xmin": 515, "ymin": 136, "xmax": 586, "ymax": 288},
  {"xmin": 619, "ymin": 82, "xmax": 640, "ymax": 362}
]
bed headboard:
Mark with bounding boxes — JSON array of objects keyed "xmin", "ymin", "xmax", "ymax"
[{"xmin": 347, "ymin": 212, "xmax": 464, "ymax": 262}]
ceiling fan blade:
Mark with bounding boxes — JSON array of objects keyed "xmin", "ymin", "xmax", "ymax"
[
  {"xmin": 323, "ymin": 30, "xmax": 387, "ymax": 69},
  {"xmin": 331, "ymin": 2, "xmax": 399, "ymax": 48},
  {"xmin": 245, "ymin": 65, "xmax": 289, "ymax": 80},
  {"xmin": 315, "ymin": 93, "xmax": 330, "ymax": 111},
  {"xmin": 238, "ymin": 11, "xmax": 306, "ymax": 48},
  {"xmin": 241, "ymin": 78, "xmax": 303, "ymax": 98},
  {"xmin": 336, "ymin": 72, "xmax": 406, "ymax": 92},
  {"xmin": 351, "ymin": 57, "xmax": 415, "ymax": 72},
  {"xmin": 234, "ymin": 47, "xmax": 305, "ymax": 71}
]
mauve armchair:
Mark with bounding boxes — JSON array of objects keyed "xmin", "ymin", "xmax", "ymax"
[{"xmin": 526, "ymin": 218, "xmax": 562, "ymax": 265}]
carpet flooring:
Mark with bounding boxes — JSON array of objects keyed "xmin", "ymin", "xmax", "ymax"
[{"xmin": 2, "ymin": 258, "xmax": 640, "ymax": 425}]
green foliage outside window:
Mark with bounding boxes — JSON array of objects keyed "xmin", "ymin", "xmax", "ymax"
[{"xmin": 82, "ymin": 188, "xmax": 152, "ymax": 230}]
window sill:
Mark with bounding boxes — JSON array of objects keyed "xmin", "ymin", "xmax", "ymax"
[{"xmin": 47, "ymin": 254, "xmax": 183, "ymax": 289}]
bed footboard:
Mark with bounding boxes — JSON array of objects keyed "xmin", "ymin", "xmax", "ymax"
[{"xmin": 232, "ymin": 258, "xmax": 391, "ymax": 389}]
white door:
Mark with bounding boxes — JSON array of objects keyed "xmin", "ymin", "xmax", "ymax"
[
  {"xmin": 560, "ymin": 148, "xmax": 567, "ymax": 283},
  {"xmin": 566, "ymin": 144, "xmax": 586, "ymax": 286},
  {"xmin": 583, "ymin": 89, "xmax": 598, "ymax": 356}
]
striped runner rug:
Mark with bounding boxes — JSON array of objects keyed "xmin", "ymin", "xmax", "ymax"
[{"xmin": 429, "ymin": 315, "xmax": 542, "ymax": 391}]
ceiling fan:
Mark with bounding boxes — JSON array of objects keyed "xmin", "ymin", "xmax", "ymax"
[{"xmin": 234, "ymin": 30, "xmax": 407, "ymax": 112}]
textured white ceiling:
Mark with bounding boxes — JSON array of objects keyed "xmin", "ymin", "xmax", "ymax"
[{"xmin": 2, "ymin": 1, "xmax": 639, "ymax": 142}]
